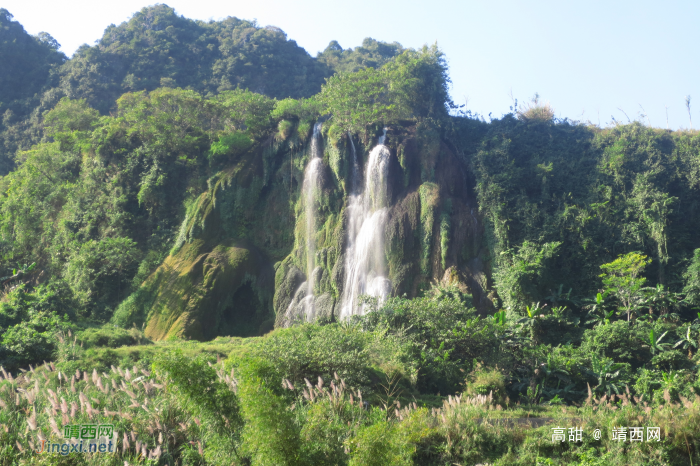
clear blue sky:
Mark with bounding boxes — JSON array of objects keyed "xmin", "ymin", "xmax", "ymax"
[{"xmin": 4, "ymin": 0, "xmax": 699, "ymax": 129}]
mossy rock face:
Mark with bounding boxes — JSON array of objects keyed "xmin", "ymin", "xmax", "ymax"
[
  {"xmin": 133, "ymin": 139, "xmax": 292, "ymax": 341},
  {"xmin": 313, "ymin": 292, "xmax": 336, "ymax": 321},
  {"xmin": 134, "ymin": 120, "xmax": 493, "ymax": 335},
  {"xmin": 273, "ymin": 259, "xmax": 305, "ymax": 325},
  {"xmin": 273, "ymin": 123, "xmax": 492, "ymax": 323},
  {"xmin": 143, "ymin": 239, "xmax": 274, "ymax": 341}
]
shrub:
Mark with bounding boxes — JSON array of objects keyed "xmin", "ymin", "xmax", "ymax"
[
  {"xmin": 236, "ymin": 356, "xmax": 304, "ymax": 466},
  {"xmin": 579, "ymin": 320, "xmax": 653, "ymax": 368},
  {"xmin": 153, "ymin": 351, "xmax": 243, "ymax": 463},
  {"xmin": 77, "ymin": 326, "xmax": 151, "ymax": 349},
  {"xmin": 229, "ymin": 323, "xmax": 413, "ymax": 394},
  {"xmin": 277, "ymin": 119, "xmax": 294, "ymax": 141},
  {"xmin": 358, "ymin": 290, "xmax": 497, "ymax": 395},
  {"xmin": 464, "ymin": 365, "xmax": 507, "ymax": 405},
  {"xmin": 517, "ymin": 93, "xmax": 555, "ymax": 122}
]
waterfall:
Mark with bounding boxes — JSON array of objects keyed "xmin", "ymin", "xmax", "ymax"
[
  {"xmin": 285, "ymin": 123, "xmax": 323, "ymax": 323},
  {"xmin": 340, "ymin": 129, "xmax": 392, "ymax": 319}
]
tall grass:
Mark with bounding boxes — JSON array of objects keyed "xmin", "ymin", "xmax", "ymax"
[{"xmin": 2, "ymin": 360, "xmax": 700, "ymax": 465}]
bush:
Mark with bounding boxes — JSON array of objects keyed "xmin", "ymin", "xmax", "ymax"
[
  {"xmin": 229, "ymin": 323, "xmax": 413, "ymax": 394},
  {"xmin": 357, "ymin": 289, "xmax": 498, "ymax": 394},
  {"xmin": 77, "ymin": 325, "xmax": 151, "ymax": 349},
  {"xmin": 236, "ymin": 356, "xmax": 304, "ymax": 466},
  {"xmin": 464, "ymin": 365, "xmax": 507, "ymax": 405},
  {"xmin": 153, "ymin": 351, "xmax": 243, "ymax": 463},
  {"xmin": 579, "ymin": 320, "xmax": 653, "ymax": 368},
  {"xmin": 0, "ymin": 284, "xmax": 74, "ymax": 370}
]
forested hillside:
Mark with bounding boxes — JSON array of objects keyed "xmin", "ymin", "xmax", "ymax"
[
  {"xmin": 2, "ymin": 5, "xmax": 700, "ymax": 465},
  {"xmin": 0, "ymin": 4, "xmax": 403, "ymax": 174}
]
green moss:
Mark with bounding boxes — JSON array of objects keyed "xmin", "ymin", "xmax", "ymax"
[
  {"xmin": 127, "ymin": 232, "xmax": 275, "ymax": 341},
  {"xmin": 77, "ymin": 326, "xmax": 152, "ymax": 349},
  {"xmin": 277, "ymin": 119, "xmax": 294, "ymax": 141},
  {"xmin": 297, "ymin": 119, "xmax": 312, "ymax": 142},
  {"xmin": 327, "ymin": 144, "xmax": 348, "ymax": 193},
  {"xmin": 419, "ymin": 182, "xmax": 439, "ymax": 275},
  {"xmin": 327, "ymin": 123, "xmax": 345, "ymax": 147},
  {"xmin": 397, "ymin": 144, "xmax": 410, "ymax": 188}
]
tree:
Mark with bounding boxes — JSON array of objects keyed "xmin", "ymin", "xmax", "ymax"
[
  {"xmin": 599, "ymin": 252, "xmax": 651, "ymax": 322},
  {"xmin": 318, "ymin": 45, "xmax": 452, "ymax": 135}
]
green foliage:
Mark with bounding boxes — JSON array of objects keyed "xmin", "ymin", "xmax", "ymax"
[
  {"xmin": 0, "ymin": 9, "xmax": 66, "ymax": 173},
  {"xmin": 517, "ymin": 93, "xmax": 555, "ymax": 122},
  {"xmin": 63, "ymin": 237, "xmax": 141, "ymax": 312},
  {"xmin": 494, "ymin": 240, "xmax": 561, "ymax": 311},
  {"xmin": 683, "ymin": 248, "xmax": 700, "ymax": 305},
  {"xmin": 317, "ymin": 37, "xmax": 405, "ymax": 74},
  {"xmin": 319, "ymin": 45, "xmax": 451, "ymax": 135},
  {"xmin": 153, "ymin": 350, "xmax": 243, "ymax": 463},
  {"xmin": 230, "ymin": 323, "xmax": 411, "ymax": 393},
  {"xmin": 346, "ymin": 419, "xmax": 411, "ymax": 466},
  {"xmin": 277, "ymin": 119, "xmax": 295, "ymax": 141},
  {"xmin": 236, "ymin": 356, "xmax": 304, "ymax": 465},
  {"xmin": 0, "ymin": 284, "xmax": 74, "ymax": 370},
  {"xmin": 418, "ymin": 182, "xmax": 439, "ymax": 274},
  {"xmin": 217, "ymin": 89, "xmax": 277, "ymax": 137},
  {"xmin": 464, "ymin": 365, "xmax": 507, "ymax": 404},
  {"xmin": 357, "ymin": 289, "xmax": 496, "ymax": 394},
  {"xmin": 76, "ymin": 325, "xmax": 151, "ymax": 349},
  {"xmin": 579, "ymin": 320, "xmax": 652, "ymax": 368},
  {"xmin": 3, "ymin": 12, "xmax": 700, "ymax": 466},
  {"xmin": 208, "ymin": 131, "xmax": 254, "ymax": 168},
  {"xmin": 43, "ymin": 97, "xmax": 100, "ymax": 137},
  {"xmin": 586, "ymin": 355, "xmax": 629, "ymax": 396},
  {"xmin": 58, "ymin": 5, "xmax": 329, "ymax": 115},
  {"xmin": 439, "ymin": 199, "xmax": 452, "ymax": 270},
  {"xmin": 599, "ymin": 252, "xmax": 651, "ymax": 321}
]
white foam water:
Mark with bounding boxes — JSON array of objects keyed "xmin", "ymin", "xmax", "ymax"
[
  {"xmin": 340, "ymin": 129, "xmax": 392, "ymax": 318},
  {"xmin": 285, "ymin": 123, "xmax": 323, "ymax": 323}
]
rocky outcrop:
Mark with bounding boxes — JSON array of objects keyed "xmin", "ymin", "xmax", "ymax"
[{"xmin": 128, "ymin": 120, "xmax": 492, "ymax": 340}]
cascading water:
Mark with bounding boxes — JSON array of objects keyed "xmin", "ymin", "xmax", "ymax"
[
  {"xmin": 340, "ymin": 129, "xmax": 392, "ymax": 318},
  {"xmin": 285, "ymin": 123, "xmax": 323, "ymax": 323}
]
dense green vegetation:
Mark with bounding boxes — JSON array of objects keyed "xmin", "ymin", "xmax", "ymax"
[
  {"xmin": 0, "ymin": 5, "xmax": 408, "ymax": 175},
  {"xmin": 2, "ymin": 5, "xmax": 700, "ymax": 465},
  {"xmin": 0, "ymin": 8, "xmax": 66, "ymax": 174}
]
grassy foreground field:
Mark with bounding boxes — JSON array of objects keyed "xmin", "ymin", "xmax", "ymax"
[{"xmin": 2, "ymin": 322, "xmax": 700, "ymax": 466}]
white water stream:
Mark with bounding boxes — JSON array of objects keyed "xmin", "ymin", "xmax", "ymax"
[
  {"xmin": 340, "ymin": 129, "xmax": 392, "ymax": 318},
  {"xmin": 286, "ymin": 123, "xmax": 323, "ymax": 322}
]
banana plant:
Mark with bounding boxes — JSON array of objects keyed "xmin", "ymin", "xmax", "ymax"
[
  {"xmin": 660, "ymin": 371, "xmax": 680, "ymax": 396},
  {"xmin": 587, "ymin": 355, "xmax": 626, "ymax": 396},
  {"xmin": 644, "ymin": 328, "xmax": 671, "ymax": 355},
  {"xmin": 490, "ymin": 310, "xmax": 526, "ymax": 349},
  {"xmin": 0, "ymin": 262, "xmax": 36, "ymax": 285},
  {"xmin": 545, "ymin": 284, "xmax": 576, "ymax": 307},
  {"xmin": 673, "ymin": 326, "xmax": 698, "ymax": 356},
  {"xmin": 517, "ymin": 302, "xmax": 543, "ymax": 323},
  {"xmin": 640, "ymin": 284, "xmax": 682, "ymax": 321},
  {"xmin": 517, "ymin": 302, "xmax": 544, "ymax": 342},
  {"xmin": 492, "ymin": 310, "xmax": 507, "ymax": 326},
  {"xmin": 584, "ymin": 293, "xmax": 614, "ymax": 326}
]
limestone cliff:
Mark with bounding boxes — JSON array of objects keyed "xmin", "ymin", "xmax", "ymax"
[{"xmin": 127, "ymin": 120, "xmax": 491, "ymax": 340}]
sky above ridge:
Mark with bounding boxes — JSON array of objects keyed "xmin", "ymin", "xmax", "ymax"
[{"xmin": 4, "ymin": 0, "xmax": 699, "ymax": 129}]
